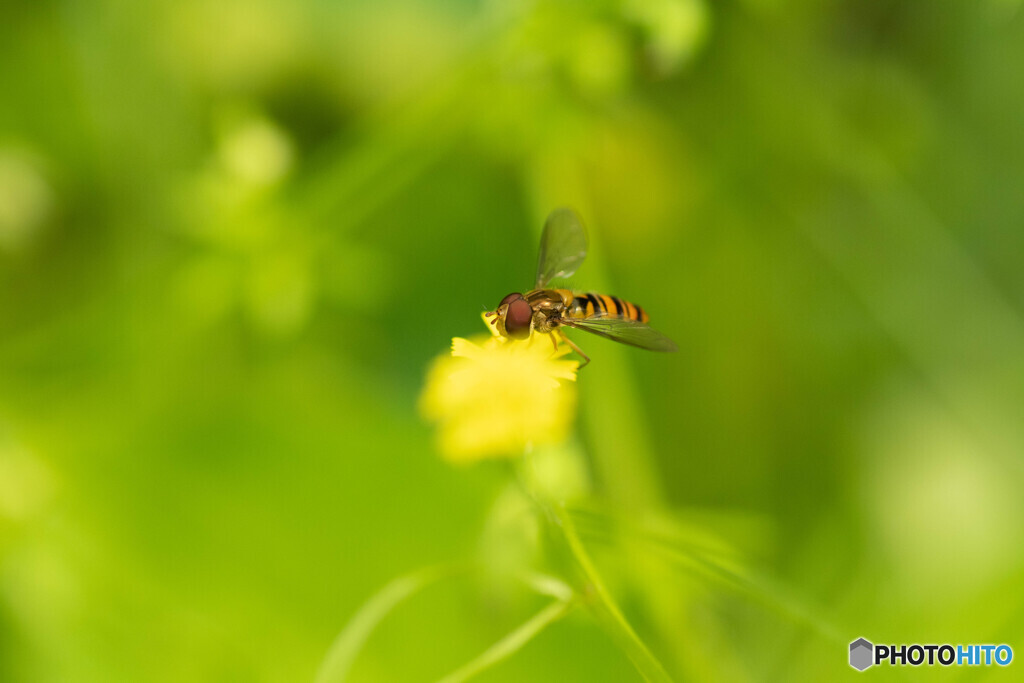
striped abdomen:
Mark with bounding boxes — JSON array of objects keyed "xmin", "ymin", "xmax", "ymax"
[{"xmin": 566, "ymin": 292, "xmax": 649, "ymax": 323}]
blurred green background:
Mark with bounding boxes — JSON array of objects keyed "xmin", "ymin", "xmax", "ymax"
[{"xmin": 3, "ymin": 0, "xmax": 1024, "ymax": 680}]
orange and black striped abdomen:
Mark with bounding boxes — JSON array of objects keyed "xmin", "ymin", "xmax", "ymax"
[{"xmin": 569, "ymin": 292, "xmax": 649, "ymax": 323}]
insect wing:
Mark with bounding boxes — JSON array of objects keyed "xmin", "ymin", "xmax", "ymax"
[
  {"xmin": 535, "ymin": 207, "xmax": 588, "ymax": 288},
  {"xmin": 561, "ymin": 316, "xmax": 678, "ymax": 352}
]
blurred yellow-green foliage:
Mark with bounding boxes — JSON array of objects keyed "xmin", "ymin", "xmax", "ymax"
[{"xmin": 3, "ymin": 0, "xmax": 1024, "ymax": 680}]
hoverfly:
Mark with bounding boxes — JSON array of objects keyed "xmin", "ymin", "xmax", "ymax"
[{"xmin": 485, "ymin": 208, "xmax": 677, "ymax": 367}]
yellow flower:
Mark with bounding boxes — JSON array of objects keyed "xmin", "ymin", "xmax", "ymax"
[{"xmin": 420, "ymin": 316, "xmax": 579, "ymax": 463}]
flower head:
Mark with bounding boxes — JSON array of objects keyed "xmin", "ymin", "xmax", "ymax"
[{"xmin": 420, "ymin": 315, "xmax": 579, "ymax": 463}]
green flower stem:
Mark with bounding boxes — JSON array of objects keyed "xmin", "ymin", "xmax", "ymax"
[
  {"xmin": 548, "ymin": 501, "xmax": 674, "ymax": 683},
  {"xmin": 517, "ymin": 454, "xmax": 674, "ymax": 683},
  {"xmin": 315, "ymin": 564, "xmax": 465, "ymax": 683},
  {"xmin": 435, "ymin": 598, "xmax": 575, "ymax": 683}
]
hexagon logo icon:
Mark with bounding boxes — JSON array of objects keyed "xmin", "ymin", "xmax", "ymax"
[{"xmin": 850, "ymin": 638, "xmax": 874, "ymax": 671}]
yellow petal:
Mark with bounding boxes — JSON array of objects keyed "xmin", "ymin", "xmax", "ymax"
[{"xmin": 420, "ymin": 323, "xmax": 579, "ymax": 463}]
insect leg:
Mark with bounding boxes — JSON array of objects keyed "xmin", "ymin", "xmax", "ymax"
[{"xmin": 557, "ymin": 330, "xmax": 590, "ymax": 369}]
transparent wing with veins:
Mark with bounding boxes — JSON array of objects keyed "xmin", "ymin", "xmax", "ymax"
[
  {"xmin": 561, "ymin": 316, "xmax": 678, "ymax": 352},
  {"xmin": 535, "ymin": 207, "xmax": 588, "ymax": 288}
]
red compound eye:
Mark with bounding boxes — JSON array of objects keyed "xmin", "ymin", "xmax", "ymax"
[{"xmin": 504, "ymin": 299, "xmax": 533, "ymax": 339}]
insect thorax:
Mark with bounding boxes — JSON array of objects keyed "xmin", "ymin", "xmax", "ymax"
[{"xmin": 524, "ymin": 289, "xmax": 572, "ymax": 333}]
